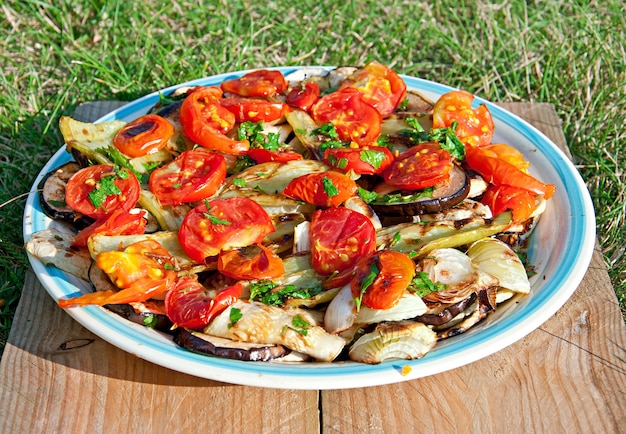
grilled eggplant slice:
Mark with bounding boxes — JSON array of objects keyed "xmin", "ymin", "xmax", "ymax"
[
  {"xmin": 370, "ymin": 165, "xmax": 470, "ymax": 216},
  {"xmin": 175, "ymin": 329, "xmax": 290, "ymax": 361},
  {"xmin": 38, "ymin": 162, "xmax": 82, "ymax": 221}
]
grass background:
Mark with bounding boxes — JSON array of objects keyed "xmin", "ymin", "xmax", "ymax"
[{"xmin": 1, "ymin": 0, "xmax": 624, "ymax": 357}]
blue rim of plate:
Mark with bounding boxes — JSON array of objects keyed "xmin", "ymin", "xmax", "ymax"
[{"xmin": 23, "ymin": 67, "xmax": 596, "ymax": 389}]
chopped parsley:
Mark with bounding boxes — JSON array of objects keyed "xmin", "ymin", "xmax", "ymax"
[
  {"xmin": 401, "ymin": 117, "xmax": 466, "ymax": 160},
  {"xmin": 282, "ymin": 314, "xmax": 310, "ymax": 336},
  {"xmin": 321, "ymin": 176, "xmax": 339, "ymax": 198},
  {"xmin": 249, "ymin": 280, "xmax": 322, "ymax": 306},
  {"xmin": 312, "ymin": 123, "xmax": 345, "ymax": 152},
  {"xmin": 96, "ymin": 145, "xmax": 150, "ymax": 182},
  {"xmin": 390, "ymin": 232, "xmax": 402, "ymax": 247},
  {"xmin": 238, "ymin": 121, "xmax": 280, "ymax": 150},
  {"xmin": 312, "ymin": 123, "xmax": 339, "ymax": 139},
  {"xmin": 354, "ymin": 261, "xmax": 380, "ymax": 311},
  {"xmin": 203, "ymin": 200, "xmax": 231, "ymax": 225},
  {"xmin": 359, "ymin": 149, "xmax": 388, "ymax": 170},
  {"xmin": 408, "ymin": 271, "xmax": 447, "ymax": 298},
  {"xmin": 142, "ymin": 314, "xmax": 159, "ymax": 329},
  {"xmin": 88, "ymin": 169, "xmax": 127, "ymax": 210},
  {"xmin": 47, "ymin": 199, "xmax": 66, "ymax": 208},
  {"xmin": 228, "ymin": 307, "xmax": 242, "ymax": 328},
  {"xmin": 233, "ymin": 178, "xmax": 247, "ymax": 188},
  {"xmin": 357, "ymin": 186, "xmax": 434, "ymax": 205}
]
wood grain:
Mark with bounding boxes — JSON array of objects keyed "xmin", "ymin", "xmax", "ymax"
[{"xmin": 1, "ymin": 102, "xmax": 624, "ymax": 434}]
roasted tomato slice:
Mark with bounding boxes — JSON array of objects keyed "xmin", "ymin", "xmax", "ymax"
[
  {"xmin": 165, "ymin": 278, "xmax": 243, "ymax": 330},
  {"xmin": 339, "ymin": 61, "xmax": 407, "ymax": 117},
  {"xmin": 179, "ymin": 86, "xmax": 249, "ymax": 155},
  {"xmin": 432, "ymin": 90, "xmax": 495, "ymax": 148},
  {"xmin": 311, "ymin": 89, "xmax": 382, "ymax": 146},
  {"xmin": 309, "ymin": 207, "xmax": 376, "ymax": 275},
  {"xmin": 149, "ymin": 149, "xmax": 226, "ymax": 206},
  {"xmin": 178, "ymin": 196, "xmax": 275, "ymax": 263},
  {"xmin": 220, "ymin": 97, "xmax": 286, "ymax": 123},
  {"xmin": 465, "ymin": 145, "xmax": 556, "ymax": 199},
  {"xmin": 480, "ymin": 143, "xmax": 530, "ymax": 172},
  {"xmin": 481, "ymin": 184, "xmax": 538, "ymax": 223},
  {"xmin": 350, "ymin": 250, "xmax": 416, "ymax": 310},
  {"xmin": 65, "ymin": 164, "xmax": 141, "ymax": 219},
  {"xmin": 218, "ymin": 244, "xmax": 284, "ymax": 280},
  {"xmin": 247, "ymin": 148, "xmax": 303, "ymax": 163},
  {"xmin": 113, "ymin": 114, "xmax": 174, "ymax": 158},
  {"xmin": 220, "ymin": 69, "xmax": 287, "ymax": 98},
  {"xmin": 282, "ymin": 171, "xmax": 358, "ymax": 207},
  {"xmin": 58, "ymin": 240, "xmax": 177, "ymax": 307},
  {"xmin": 324, "ymin": 146, "xmax": 394, "ymax": 175},
  {"xmin": 72, "ymin": 209, "xmax": 146, "ymax": 247},
  {"xmin": 285, "ymin": 82, "xmax": 321, "ymax": 112},
  {"xmin": 383, "ymin": 142, "xmax": 453, "ymax": 190}
]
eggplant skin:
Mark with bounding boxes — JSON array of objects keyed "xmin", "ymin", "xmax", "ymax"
[{"xmin": 174, "ymin": 329, "xmax": 290, "ymax": 361}]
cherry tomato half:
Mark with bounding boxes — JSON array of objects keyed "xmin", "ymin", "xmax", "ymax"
[
  {"xmin": 311, "ymin": 89, "xmax": 382, "ymax": 146},
  {"xmin": 72, "ymin": 209, "xmax": 146, "ymax": 247},
  {"xmin": 165, "ymin": 278, "xmax": 243, "ymax": 330},
  {"xmin": 113, "ymin": 114, "xmax": 174, "ymax": 158},
  {"xmin": 65, "ymin": 165, "xmax": 141, "ymax": 219},
  {"xmin": 324, "ymin": 146, "xmax": 394, "ymax": 175},
  {"xmin": 149, "ymin": 149, "xmax": 227, "ymax": 206},
  {"xmin": 383, "ymin": 142, "xmax": 453, "ymax": 190},
  {"xmin": 178, "ymin": 196, "xmax": 275, "ymax": 263},
  {"xmin": 218, "ymin": 244, "xmax": 284, "ymax": 280},
  {"xmin": 481, "ymin": 184, "xmax": 538, "ymax": 223},
  {"xmin": 339, "ymin": 61, "xmax": 407, "ymax": 117},
  {"xmin": 220, "ymin": 97, "xmax": 286, "ymax": 123},
  {"xmin": 285, "ymin": 82, "xmax": 321, "ymax": 112},
  {"xmin": 179, "ymin": 86, "xmax": 249, "ymax": 155},
  {"xmin": 309, "ymin": 207, "xmax": 376, "ymax": 275},
  {"xmin": 220, "ymin": 70, "xmax": 287, "ymax": 98},
  {"xmin": 282, "ymin": 171, "xmax": 358, "ymax": 207},
  {"xmin": 465, "ymin": 145, "xmax": 556, "ymax": 199},
  {"xmin": 247, "ymin": 148, "xmax": 303, "ymax": 163},
  {"xmin": 350, "ymin": 250, "xmax": 416, "ymax": 310},
  {"xmin": 432, "ymin": 90, "xmax": 495, "ymax": 148}
]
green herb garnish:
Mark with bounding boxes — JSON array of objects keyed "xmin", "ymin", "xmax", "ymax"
[
  {"xmin": 354, "ymin": 261, "xmax": 380, "ymax": 311},
  {"xmin": 142, "ymin": 314, "xmax": 159, "ymax": 329},
  {"xmin": 228, "ymin": 307, "xmax": 242, "ymax": 328},
  {"xmin": 88, "ymin": 170, "xmax": 124, "ymax": 210},
  {"xmin": 401, "ymin": 117, "xmax": 466, "ymax": 160},
  {"xmin": 409, "ymin": 271, "xmax": 447, "ymax": 297},
  {"xmin": 249, "ymin": 280, "xmax": 322, "ymax": 306},
  {"xmin": 322, "ymin": 176, "xmax": 339, "ymax": 197},
  {"xmin": 282, "ymin": 314, "xmax": 310, "ymax": 336}
]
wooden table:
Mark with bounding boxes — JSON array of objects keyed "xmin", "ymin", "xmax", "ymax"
[{"xmin": 1, "ymin": 103, "xmax": 625, "ymax": 433}]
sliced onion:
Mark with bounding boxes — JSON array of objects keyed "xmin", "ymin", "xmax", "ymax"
[
  {"xmin": 292, "ymin": 220, "xmax": 311, "ymax": 254},
  {"xmin": 356, "ymin": 292, "xmax": 427, "ymax": 324},
  {"xmin": 323, "ymin": 284, "xmax": 357, "ymax": 334},
  {"xmin": 348, "ymin": 321, "xmax": 437, "ymax": 364},
  {"xmin": 467, "ymin": 238, "xmax": 530, "ymax": 294}
]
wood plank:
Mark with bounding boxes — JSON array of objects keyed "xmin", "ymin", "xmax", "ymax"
[
  {"xmin": 321, "ymin": 102, "xmax": 626, "ymax": 433},
  {"xmin": 0, "ymin": 272, "xmax": 319, "ymax": 434}
]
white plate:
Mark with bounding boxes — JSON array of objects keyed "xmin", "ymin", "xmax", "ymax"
[{"xmin": 23, "ymin": 67, "xmax": 596, "ymax": 389}]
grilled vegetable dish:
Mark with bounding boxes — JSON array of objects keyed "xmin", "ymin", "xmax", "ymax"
[{"xmin": 26, "ymin": 62, "xmax": 556, "ymax": 364}]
